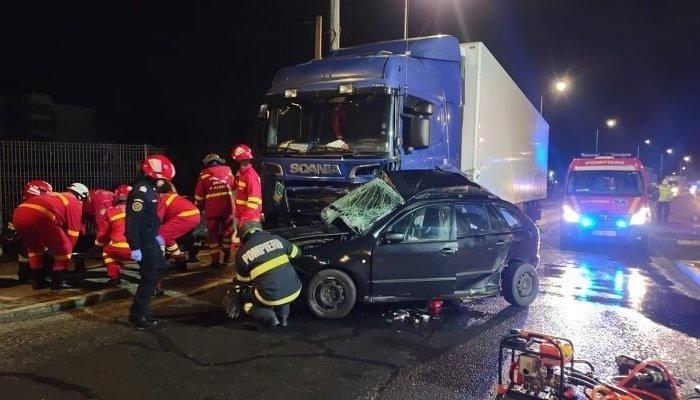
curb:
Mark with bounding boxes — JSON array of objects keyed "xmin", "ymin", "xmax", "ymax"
[
  {"xmin": 0, "ymin": 266, "xmax": 231, "ymax": 323},
  {"xmin": 675, "ymin": 261, "xmax": 700, "ymax": 290}
]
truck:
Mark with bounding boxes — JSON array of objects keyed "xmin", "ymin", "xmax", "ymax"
[
  {"xmin": 561, "ymin": 154, "xmax": 651, "ymax": 246},
  {"xmin": 258, "ymin": 35, "xmax": 549, "ymax": 220}
]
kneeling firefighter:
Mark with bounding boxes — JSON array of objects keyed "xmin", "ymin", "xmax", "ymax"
[{"xmin": 224, "ymin": 221, "xmax": 301, "ymax": 329}]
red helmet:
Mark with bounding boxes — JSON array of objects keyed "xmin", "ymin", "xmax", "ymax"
[
  {"xmin": 114, "ymin": 184, "xmax": 132, "ymax": 203},
  {"xmin": 231, "ymin": 144, "xmax": 253, "ymax": 161},
  {"xmin": 141, "ymin": 154, "xmax": 176, "ymax": 180},
  {"xmin": 23, "ymin": 180, "xmax": 53, "ymax": 200}
]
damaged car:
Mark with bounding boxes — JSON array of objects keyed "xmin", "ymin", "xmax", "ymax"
[{"xmin": 271, "ymin": 170, "xmax": 540, "ymax": 319}]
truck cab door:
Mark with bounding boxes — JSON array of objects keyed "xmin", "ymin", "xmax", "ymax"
[
  {"xmin": 370, "ymin": 204, "xmax": 457, "ymax": 300},
  {"xmin": 453, "ymin": 202, "xmax": 513, "ymax": 292}
]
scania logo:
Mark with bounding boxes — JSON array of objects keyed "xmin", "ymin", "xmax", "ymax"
[{"xmin": 289, "ymin": 163, "xmax": 342, "ymax": 175}]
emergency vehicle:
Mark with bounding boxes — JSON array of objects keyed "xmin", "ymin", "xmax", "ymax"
[{"xmin": 561, "ymin": 154, "xmax": 650, "ymax": 245}]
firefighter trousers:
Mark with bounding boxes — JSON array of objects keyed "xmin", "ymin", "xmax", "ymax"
[
  {"xmin": 160, "ymin": 215, "xmax": 199, "ymax": 259},
  {"xmin": 11, "ymin": 208, "xmax": 72, "ymax": 271},
  {"xmin": 103, "ymin": 243, "xmax": 132, "ymax": 279},
  {"xmin": 206, "ymin": 215, "xmax": 233, "ymax": 262}
]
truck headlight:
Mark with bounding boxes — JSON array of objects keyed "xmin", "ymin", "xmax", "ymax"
[
  {"xmin": 630, "ymin": 207, "xmax": 650, "ymax": 225},
  {"xmin": 284, "ymin": 88, "xmax": 298, "ymax": 98},
  {"xmin": 562, "ymin": 204, "xmax": 580, "ymax": 223},
  {"xmin": 339, "ymin": 83, "xmax": 355, "ymax": 94}
]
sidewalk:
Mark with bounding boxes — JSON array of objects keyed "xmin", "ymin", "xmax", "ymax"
[{"xmin": 0, "ymin": 256, "xmax": 232, "ymax": 322}]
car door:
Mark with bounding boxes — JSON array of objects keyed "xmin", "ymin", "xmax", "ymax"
[
  {"xmin": 453, "ymin": 202, "xmax": 514, "ymax": 292},
  {"xmin": 370, "ymin": 203, "xmax": 458, "ymax": 300}
]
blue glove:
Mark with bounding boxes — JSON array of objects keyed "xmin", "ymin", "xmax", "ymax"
[
  {"xmin": 155, "ymin": 235, "xmax": 165, "ymax": 247},
  {"xmin": 131, "ymin": 249, "xmax": 143, "ymax": 262}
]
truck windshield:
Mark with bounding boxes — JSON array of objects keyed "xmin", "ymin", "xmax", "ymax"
[
  {"xmin": 567, "ymin": 171, "xmax": 643, "ymax": 196},
  {"xmin": 265, "ymin": 94, "xmax": 393, "ymax": 156}
]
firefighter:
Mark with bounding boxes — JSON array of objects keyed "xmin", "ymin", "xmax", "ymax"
[
  {"xmin": 194, "ymin": 153, "xmax": 235, "ymax": 268},
  {"xmin": 11, "ymin": 182, "xmax": 89, "ymax": 290},
  {"xmin": 657, "ymin": 179, "xmax": 673, "ymax": 223},
  {"xmin": 157, "ymin": 181, "xmax": 201, "ymax": 271},
  {"xmin": 9, "ymin": 180, "xmax": 53, "ymax": 283},
  {"xmin": 84, "ymin": 189, "xmax": 116, "ymax": 225},
  {"xmin": 94, "ymin": 184, "xmax": 132, "ymax": 286},
  {"xmin": 126, "ymin": 154, "xmax": 174, "ymax": 329},
  {"xmin": 231, "ymin": 144, "xmax": 262, "ymax": 226},
  {"xmin": 230, "ymin": 221, "xmax": 302, "ymax": 329}
]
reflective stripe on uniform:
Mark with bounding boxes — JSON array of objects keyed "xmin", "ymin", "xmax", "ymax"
[
  {"xmin": 176, "ymin": 209, "xmax": 200, "ymax": 218},
  {"xmin": 18, "ymin": 204, "xmax": 56, "ymax": 221},
  {"xmin": 235, "ymin": 273, "xmax": 251, "ymax": 282},
  {"xmin": 110, "ymin": 212, "xmax": 126, "ymax": 222},
  {"xmin": 166, "ymin": 244, "xmax": 179, "ymax": 251},
  {"xmin": 254, "ymin": 287, "xmax": 301, "ymax": 306},
  {"xmin": 235, "ymin": 199, "xmax": 247, "ymax": 205},
  {"xmin": 109, "ymin": 241, "xmax": 130, "ymax": 248},
  {"xmin": 67, "ymin": 229, "xmax": 80, "ymax": 237},
  {"xmin": 200, "ymin": 174, "xmax": 210, "ymax": 179},
  {"xmin": 206, "ymin": 191, "xmax": 232, "ymax": 199},
  {"xmin": 290, "ymin": 244, "xmax": 300, "ymax": 259},
  {"xmin": 237, "ymin": 181, "xmax": 247, "ymax": 188},
  {"xmin": 54, "ymin": 193, "xmax": 69, "ymax": 206},
  {"xmin": 165, "ymin": 193, "xmax": 177, "ymax": 206},
  {"xmin": 249, "ymin": 254, "xmax": 289, "ymax": 280},
  {"xmin": 104, "ymin": 256, "xmax": 116, "ymax": 264},
  {"xmin": 194, "ymin": 195, "xmax": 204, "ymax": 201},
  {"xmin": 247, "ymin": 196, "xmax": 262, "ymax": 205}
]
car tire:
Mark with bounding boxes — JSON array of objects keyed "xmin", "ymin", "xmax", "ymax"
[
  {"xmin": 502, "ymin": 262, "xmax": 539, "ymax": 307},
  {"xmin": 306, "ymin": 269, "xmax": 357, "ymax": 319}
]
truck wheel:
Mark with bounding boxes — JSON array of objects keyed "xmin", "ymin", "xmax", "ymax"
[
  {"xmin": 502, "ymin": 262, "xmax": 539, "ymax": 307},
  {"xmin": 306, "ymin": 269, "xmax": 357, "ymax": 319}
]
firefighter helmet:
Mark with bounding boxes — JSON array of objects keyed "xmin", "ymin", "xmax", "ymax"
[
  {"xmin": 141, "ymin": 154, "xmax": 176, "ymax": 180},
  {"xmin": 67, "ymin": 182, "xmax": 90, "ymax": 201},
  {"xmin": 114, "ymin": 184, "xmax": 132, "ymax": 203},
  {"xmin": 238, "ymin": 221, "xmax": 263, "ymax": 239},
  {"xmin": 231, "ymin": 144, "xmax": 253, "ymax": 161},
  {"xmin": 202, "ymin": 153, "xmax": 226, "ymax": 166},
  {"xmin": 23, "ymin": 180, "xmax": 53, "ymax": 200}
]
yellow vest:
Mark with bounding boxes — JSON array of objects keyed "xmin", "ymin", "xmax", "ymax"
[{"xmin": 658, "ymin": 185, "xmax": 673, "ymax": 202}]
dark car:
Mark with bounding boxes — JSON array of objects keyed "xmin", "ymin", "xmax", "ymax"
[{"xmin": 271, "ymin": 170, "xmax": 540, "ymax": 319}]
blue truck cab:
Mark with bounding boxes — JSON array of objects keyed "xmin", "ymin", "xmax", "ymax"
[{"xmin": 259, "ymin": 35, "xmax": 463, "ymax": 214}]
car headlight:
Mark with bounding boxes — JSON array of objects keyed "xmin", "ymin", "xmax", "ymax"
[
  {"xmin": 630, "ymin": 206, "xmax": 650, "ymax": 225},
  {"xmin": 562, "ymin": 204, "xmax": 580, "ymax": 223}
]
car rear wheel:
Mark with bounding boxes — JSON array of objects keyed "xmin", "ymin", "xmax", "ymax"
[
  {"xmin": 306, "ymin": 269, "xmax": 357, "ymax": 319},
  {"xmin": 502, "ymin": 262, "xmax": 539, "ymax": 307}
]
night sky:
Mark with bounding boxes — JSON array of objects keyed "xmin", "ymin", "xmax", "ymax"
[{"xmin": 1, "ymin": 0, "xmax": 698, "ymax": 188}]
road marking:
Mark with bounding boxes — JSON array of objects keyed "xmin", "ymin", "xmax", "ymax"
[{"xmin": 676, "ymin": 239, "xmax": 700, "ymax": 246}]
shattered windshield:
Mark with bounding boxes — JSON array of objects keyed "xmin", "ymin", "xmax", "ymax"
[
  {"xmin": 265, "ymin": 94, "xmax": 393, "ymax": 156},
  {"xmin": 321, "ymin": 177, "xmax": 405, "ymax": 235},
  {"xmin": 567, "ymin": 171, "xmax": 643, "ymax": 196}
]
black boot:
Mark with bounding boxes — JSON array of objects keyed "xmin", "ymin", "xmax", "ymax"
[
  {"xmin": 129, "ymin": 315, "xmax": 159, "ymax": 330},
  {"xmin": 280, "ymin": 315, "xmax": 289, "ymax": 328},
  {"xmin": 222, "ymin": 250, "xmax": 231, "ymax": 264},
  {"xmin": 105, "ymin": 277, "xmax": 121, "ymax": 287},
  {"xmin": 17, "ymin": 262, "xmax": 31, "ymax": 283},
  {"xmin": 210, "ymin": 258, "xmax": 221, "ymax": 269},
  {"xmin": 175, "ymin": 257, "xmax": 187, "ymax": 272},
  {"xmin": 32, "ymin": 269, "xmax": 50, "ymax": 290},
  {"xmin": 51, "ymin": 270, "xmax": 72, "ymax": 290}
]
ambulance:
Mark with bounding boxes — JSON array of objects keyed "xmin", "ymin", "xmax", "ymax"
[{"xmin": 561, "ymin": 154, "xmax": 650, "ymax": 245}]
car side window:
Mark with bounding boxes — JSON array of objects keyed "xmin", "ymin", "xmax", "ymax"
[
  {"xmin": 455, "ymin": 203, "xmax": 492, "ymax": 237},
  {"xmin": 389, "ymin": 205, "xmax": 452, "ymax": 242},
  {"xmin": 495, "ymin": 205, "xmax": 524, "ymax": 230}
]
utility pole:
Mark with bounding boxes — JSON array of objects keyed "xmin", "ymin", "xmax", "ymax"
[
  {"xmin": 314, "ymin": 15, "xmax": 323, "ymax": 59},
  {"xmin": 595, "ymin": 128, "xmax": 600, "ymax": 154},
  {"xmin": 330, "ymin": 0, "xmax": 340, "ymax": 51},
  {"xmin": 403, "ymin": 0, "xmax": 409, "ymax": 39}
]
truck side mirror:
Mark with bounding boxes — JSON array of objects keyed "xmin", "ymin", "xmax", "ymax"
[
  {"xmin": 413, "ymin": 101, "xmax": 434, "ymax": 116},
  {"xmin": 409, "ymin": 116, "xmax": 430, "ymax": 149},
  {"xmin": 258, "ymin": 103, "xmax": 270, "ymax": 120}
]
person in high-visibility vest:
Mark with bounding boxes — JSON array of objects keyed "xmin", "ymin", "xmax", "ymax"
[
  {"xmin": 95, "ymin": 184, "xmax": 132, "ymax": 286},
  {"xmin": 656, "ymin": 179, "xmax": 673, "ymax": 223},
  {"xmin": 157, "ymin": 182, "xmax": 201, "ymax": 271},
  {"xmin": 11, "ymin": 183, "xmax": 89, "ymax": 290}
]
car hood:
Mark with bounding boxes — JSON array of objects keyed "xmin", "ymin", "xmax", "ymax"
[{"xmin": 268, "ymin": 224, "xmax": 350, "ymax": 246}]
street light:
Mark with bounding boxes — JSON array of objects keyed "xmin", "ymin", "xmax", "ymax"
[
  {"xmin": 540, "ymin": 78, "xmax": 569, "ymax": 116},
  {"xmin": 637, "ymin": 138, "xmax": 652, "ymax": 158},
  {"xmin": 683, "ymin": 155, "xmax": 691, "ymax": 162},
  {"xmin": 595, "ymin": 118, "xmax": 617, "ymax": 154},
  {"xmin": 680, "ymin": 155, "xmax": 692, "ymax": 176},
  {"xmin": 659, "ymin": 148, "xmax": 673, "ymax": 178}
]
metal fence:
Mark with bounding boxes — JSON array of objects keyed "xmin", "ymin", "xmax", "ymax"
[{"xmin": 0, "ymin": 141, "xmax": 166, "ymax": 228}]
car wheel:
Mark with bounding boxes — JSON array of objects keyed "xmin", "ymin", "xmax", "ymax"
[
  {"xmin": 306, "ymin": 269, "xmax": 357, "ymax": 319},
  {"xmin": 502, "ymin": 262, "xmax": 539, "ymax": 307}
]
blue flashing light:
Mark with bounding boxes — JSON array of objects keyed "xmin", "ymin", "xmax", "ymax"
[
  {"xmin": 615, "ymin": 219, "xmax": 628, "ymax": 229},
  {"xmin": 580, "ymin": 216, "xmax": 595, "ymax": 228}
]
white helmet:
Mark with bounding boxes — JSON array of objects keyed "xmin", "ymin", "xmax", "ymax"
[{"xmin": 67, "ymin": 182, "xmax": 89, "ymax": 201}]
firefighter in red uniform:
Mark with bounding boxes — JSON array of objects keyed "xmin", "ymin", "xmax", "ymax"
[
  {"xmin": 232, "ymin": 144, "xmax": 263, "ymax": 226},
  {"xmin": 194, "ymin": 153, "xmax": 235, "ymax": 268},
  {"xmin": 94, "ymin": 185, "xmax": 132, "ymax": 286},
  {"xmin": 84, "ymin": 189, "xmax": 116, "ymax": 225},
  {"xmin": 11, "ymin": 182, "xmax": 89, "ymax": 290},
  {"xmin": 157, "ymin": 182, "xmax": 201, "ymax": 271},
  {"xmin": 7, "ymin": 180, "xmax": 53, "ymax": 283}
]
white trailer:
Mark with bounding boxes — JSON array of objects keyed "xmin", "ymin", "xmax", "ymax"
[{"xmin": 459, "ymin": 42, "xmax": 549, "ymax": 206}]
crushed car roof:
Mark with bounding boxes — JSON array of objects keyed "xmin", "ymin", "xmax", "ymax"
[{"xmin": 385, "ymin": 169, "xmax": 485, "ymax": 199}]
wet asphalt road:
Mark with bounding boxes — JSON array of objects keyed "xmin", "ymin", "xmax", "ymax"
[{"xmin": 0, "ymin": 218, "xmax": 698, "ymax": 400}]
